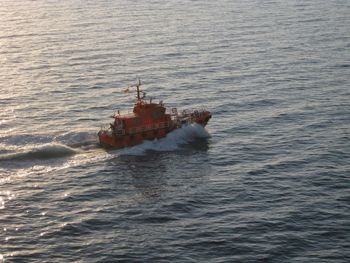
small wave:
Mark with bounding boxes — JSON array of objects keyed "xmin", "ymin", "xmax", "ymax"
[
  {"xmin": 1, "ymin": 133, "xmax": 54, "ymax": 146},
  {"xmin": 119, "ymin": 124, "xmax": 210, "ymax": 155},
  {"xmin": 2, "ymin": 130, "xmax": 99, "ymax": 150},
  {"xmin": 54, "ymin": 130, "xmax": 99, "ymax": 149},
  {"xmin": 0, "ymin": 143, "xmax": 77, "ymax": 161}
]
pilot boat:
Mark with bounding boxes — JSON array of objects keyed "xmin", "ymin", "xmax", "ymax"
[{"xmin": 98, "ymin": 80, "xmax": 211, "ymax": 149}]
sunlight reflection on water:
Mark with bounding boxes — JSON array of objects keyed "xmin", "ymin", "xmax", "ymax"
[{"xmin": 0, "ymin": 0, "xmax": 349, "ymax": 262}]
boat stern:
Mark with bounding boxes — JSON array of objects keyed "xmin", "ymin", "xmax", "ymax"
[{"xmin": 97, "ymin": 129, "xmax": 115, "ymax": 148}]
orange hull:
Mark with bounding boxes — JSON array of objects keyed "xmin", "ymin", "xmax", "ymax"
[
  {"xmin": 98, "ymin": 114, "xmax": 210, "ymax": 149},
  {"xmin": 98, "ymin": 127, "xmax": 171, "ymax": 149}
]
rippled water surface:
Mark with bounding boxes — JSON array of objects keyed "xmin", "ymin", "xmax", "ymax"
[{"xmin": 1, "ymin": 0, "xmax": 350, "ymax": 262}]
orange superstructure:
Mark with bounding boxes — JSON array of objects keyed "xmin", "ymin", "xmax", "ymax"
[{"xmin": 98, "ymin": 80, "xmax": 211, "ymax": 149}]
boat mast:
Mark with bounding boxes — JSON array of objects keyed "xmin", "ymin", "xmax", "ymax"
[{"xmin": 136, "ymin": 79, "xmax": 141, "ymax": 101}]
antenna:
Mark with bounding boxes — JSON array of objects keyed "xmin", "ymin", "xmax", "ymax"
[{"xmin": 136, "ymin": 79, "xmax": 142, "ymax": 101}]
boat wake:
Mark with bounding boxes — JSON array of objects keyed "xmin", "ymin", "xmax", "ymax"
[
  {"xmin": 0, "ymin": 130, "xmax": 106, "ymax": 184},
  {"xmin": 0, "ymin": 124, "xmax": 210, "ymax": 180},
  {"xmin": 0, "ymin": 130, "xmax": 99, "ymax": 177},
  {"xmin": 53, "ymin": 131, "xmax": 99, "ymax": 149},
  {"xmin": 0, "ymin": 124, "xmax": 209, "ymax": 160},
  {"xmin": 0, "ymin": 143, "xmax": 77, "ymax": 161},
  {"xmin": 1, "ymin": 129, "xmax": 98, "ymax": 156}
]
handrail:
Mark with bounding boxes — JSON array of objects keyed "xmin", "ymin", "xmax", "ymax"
[{"xmin": 127, "ymin": 122, "xmax": 170, "ymax": 135}]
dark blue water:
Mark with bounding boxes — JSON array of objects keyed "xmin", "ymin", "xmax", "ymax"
[{"xmin": 1, "ymin": 0, "xmax": 349, "ymax": 262}]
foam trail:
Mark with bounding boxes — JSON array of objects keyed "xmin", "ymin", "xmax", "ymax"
[
  {"xmin": 0, "ymin": 143, "xmax": 77, "ymax": 161},
  {"xmin": 54, "ymin": 130, "xmax": 99, "ymax": 149},
  {"xmin": 119, "ymin": 123, "xmax": 210, "ymax": 156}
]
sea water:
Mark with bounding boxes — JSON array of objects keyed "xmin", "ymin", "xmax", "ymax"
[{"xmin": 1, "ymin": 0, "xmax": 349, "ymax": 262}]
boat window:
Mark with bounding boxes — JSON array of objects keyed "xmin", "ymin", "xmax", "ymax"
[{"xmin": 151, "ymin": 111, "xmax": 163, "ymax": 119}]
